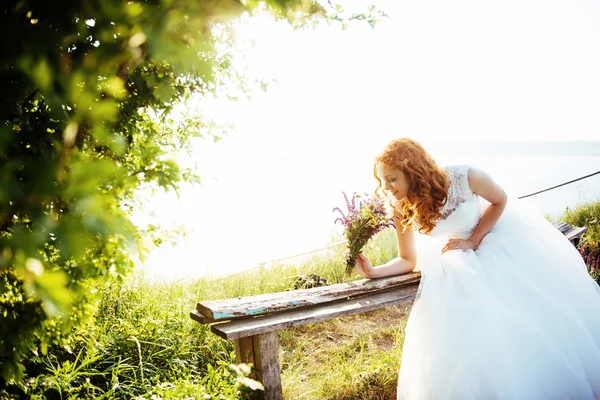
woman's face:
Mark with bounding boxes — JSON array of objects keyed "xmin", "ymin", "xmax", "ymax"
[{"xmin": 376, "ymin": 163, "xmax": 410, "ymax": 201}]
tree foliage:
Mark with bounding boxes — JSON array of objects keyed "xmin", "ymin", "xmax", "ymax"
[{"xmin": 0, "ymin": 0, "xmax": 384, "ymax": 387}]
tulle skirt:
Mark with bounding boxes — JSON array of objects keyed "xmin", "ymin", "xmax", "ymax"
[{"xmin": 397, "ymin": 200, "xmax": 600, "ymax": 399}]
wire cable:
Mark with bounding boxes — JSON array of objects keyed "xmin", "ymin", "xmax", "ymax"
[
  {"xmin": 228, "ymin": 169, "xmax": 600, "ymax": 276},
  {"xmin": 517, "ymin": 170, "xmax": 600, "ymax": 199}
]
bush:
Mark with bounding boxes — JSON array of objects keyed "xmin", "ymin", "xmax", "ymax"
[
  {"xmin": 561, "ymin": 201, "xmax": 600, "ymax": 280},
  {"xmin": 0, "ymin": 280, "xmax": 262, "ymax": 399},
  {"xmin": 0, "ymin": 0, "xmax": 385, "ymax": 385}
]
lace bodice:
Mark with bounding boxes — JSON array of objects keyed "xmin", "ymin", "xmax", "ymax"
[
  {"xmin": 439, "ymin": 165, "xmax": 474, "ymax": 219},
  {"xmin": 428, "ymin": 165, "xmax": 482, "ymax": 238}
]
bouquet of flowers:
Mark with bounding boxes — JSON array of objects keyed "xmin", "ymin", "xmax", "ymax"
[{"xmin": 333, "ymin": 192, "xmax": 394, "ymax": 275}]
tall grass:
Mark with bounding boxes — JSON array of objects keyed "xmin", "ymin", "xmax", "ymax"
[
  {"xmin": 2, "ymin": 228, "xmax": 402, "ymax": 399},
  {"xmin": 5, "ymin": 200, "xmax": 600, "ymax": 400},
  {"xmin": 5, "ymin": 278, "xmax": 250, "ymax": 399},
  {"xmin": 561, "ymin": 200, "xmax": 600, "ymax": 280},
  {"xmin": 5, "ymin": 201, "xmax": 600, "ymax": 400}
]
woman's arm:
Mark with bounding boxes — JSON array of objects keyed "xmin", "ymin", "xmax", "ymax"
[
  {"xmin": 468, "ymin": 167, "xmax": 507, "ymax": 246},
  {"xmin": 441, "ymin": 167, "xmax": 507, "ymax": 253},
  {"xmin": 354, "ymin": 219, "xmax": 417, "ymax": 279}
]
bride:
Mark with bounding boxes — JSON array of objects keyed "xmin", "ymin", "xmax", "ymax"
[{"xmin": 353, "ymin": 138, "xmax": 600, "ymax": 399}]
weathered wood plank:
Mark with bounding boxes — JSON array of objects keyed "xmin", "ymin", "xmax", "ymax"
[
  {"xmin": 553, "ymin": 221, "xmax": 569, "ymax": 234},
  {"xmin": 566, "ymin": 227, "xmax": 587, "ymax": 241},
  {"xmin": 196, "ymin": 271, "xmax": 421, "ymax": 322},
  {"xmin": 189, "ymin": 310, "xmax": 210, "ymax": 325},
  {"xmin": 256, "ymin": 332, "xmax": 282, "ymax": 400},
  {"xmin": 232, "ymin": 334, "xmax": 282, "ymax": 400},
  {"xmin": 210, "ymin": 283, "xmax": 419, "ymax": 340},
  {"xmin": 552, "ymin": 222, "xmax": 587, "ymax": 241}
]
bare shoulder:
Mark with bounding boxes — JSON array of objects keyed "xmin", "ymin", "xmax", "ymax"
[
  {"xmin": 466, "ymin": 166, "xmax": 493, "ymax": 188},
  {"xmin": 466, "ymin": 167, "xmax": 507, "ymax": 203}
]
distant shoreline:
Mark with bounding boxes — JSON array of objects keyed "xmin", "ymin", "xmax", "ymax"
[{"xmin": 422, "ymin": 140, "xmax": 600, "ymax": 157}]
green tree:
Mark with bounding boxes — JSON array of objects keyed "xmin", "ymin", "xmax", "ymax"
[{"xmin": 0, "ymin": 0, "xmax": 384, "ymax": 386}]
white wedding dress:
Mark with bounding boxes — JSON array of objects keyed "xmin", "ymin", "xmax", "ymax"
[{"xmin": 397, "ymin": 165, "xmax": 600, "ymax": 400}]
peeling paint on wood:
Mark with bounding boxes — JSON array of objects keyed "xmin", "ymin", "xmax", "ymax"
[{"xmin": 196, "ymin": 271, "xmax": 421, "ymax": 322}]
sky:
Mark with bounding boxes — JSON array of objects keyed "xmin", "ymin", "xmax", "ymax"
[{"xmin": 135, "ymin": 0, "xmax": 600, "ymax": 281}]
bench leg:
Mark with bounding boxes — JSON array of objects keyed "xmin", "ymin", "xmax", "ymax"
[{"xmin": 234, "ymin": 332, "xmax": 282, "ymax": 400}]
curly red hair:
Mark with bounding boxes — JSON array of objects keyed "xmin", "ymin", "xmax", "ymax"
[{"xmin": 374, "ymin": 138, "xmax": 448, "ymax": 234}]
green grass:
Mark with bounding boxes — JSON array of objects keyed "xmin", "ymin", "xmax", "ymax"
[
  {"xmin": 9, "ymin": 278, "xmax": 247, "ymax": 399},
  {"xmin": 560, "ymin": 200, "xmax": 600, "ymax": 280},
  {"xmin": 561, "ymin": 201, "xmax": 600, "ymax": 248},
  {"xmin": 279, "ymin": 306, "xmax": 410, "ymax": 400},
  {"xmin": 3, "ymin": 228, "xmax": 407, "ymax": 399},
  {"xmin": 6, "ymin": 200, "xmax": 599, "ymax": 400}
]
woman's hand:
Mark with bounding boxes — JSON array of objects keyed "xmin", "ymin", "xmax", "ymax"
[
  {"xmin": 354, "ymin": 253, "xmax": 376, "ymax": 279},
  {"xmin": 441, "ymin": 238, "xmax": 477, "ymax": 254}
]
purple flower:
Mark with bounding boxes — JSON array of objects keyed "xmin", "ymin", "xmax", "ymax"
[
  {"xmin": 333, "ymin": 192, "xmax": 394, "ymax": 275},
  {"xmin": 578, "ymin": 241, "xmax": 600, "ymax": 280}
]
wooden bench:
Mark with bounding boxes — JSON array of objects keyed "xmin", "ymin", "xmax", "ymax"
[
  {"xmin": 190, "ymin": 222, "xmax": 586, "ymax": 400},
  {"xmin": 553, "ymin": 221, "xmax": 587, "ymax": 247}
]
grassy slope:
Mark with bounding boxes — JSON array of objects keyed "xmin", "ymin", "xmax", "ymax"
[
  {"xmin": 4, "ymin": 228, "xmax": 406, "ymax": 399},
  {"xmin": 7, "ymin": 200, "xmax": 599, "ymax": 399}
]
